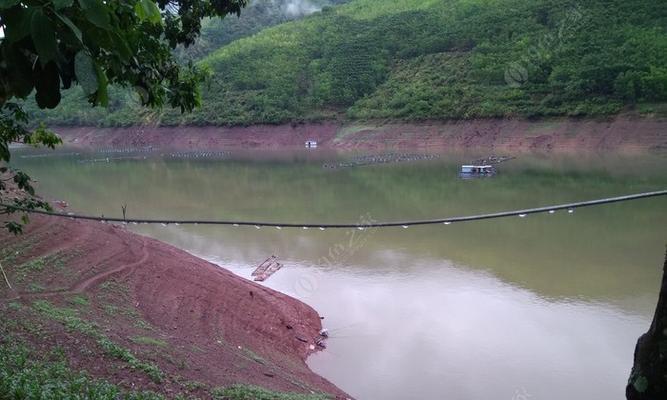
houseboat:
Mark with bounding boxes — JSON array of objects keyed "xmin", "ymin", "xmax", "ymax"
[{"xmin": 460, "ymin": 164, "xmax": 496, "ymax": 178}]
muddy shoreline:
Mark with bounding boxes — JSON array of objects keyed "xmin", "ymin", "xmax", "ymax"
[
  {"xmin": 0, "ymin": 215, "xmax": 350, "ymax": 399},
  {"xmin": 52, "ymin": 116, "xmax": 667, "ymax": 153}
]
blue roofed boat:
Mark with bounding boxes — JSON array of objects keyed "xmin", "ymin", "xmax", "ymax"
[{"xmin": 459, "ymin": 164, "xmax": 496, "ymax": 179}]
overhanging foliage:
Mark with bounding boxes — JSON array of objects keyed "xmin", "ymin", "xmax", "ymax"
[{"xmin": 0, "ymin": 0, "xmax": 249, "ymax": 232}]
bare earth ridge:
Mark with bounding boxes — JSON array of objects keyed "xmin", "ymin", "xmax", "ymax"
[{"xmin": 54, "ymin": 116, "xmax": 667, "ymax": 153}]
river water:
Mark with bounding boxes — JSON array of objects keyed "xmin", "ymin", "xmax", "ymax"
[{"xmin": 14, "ymin": 149, "xmax": 667, "ymax": 400}]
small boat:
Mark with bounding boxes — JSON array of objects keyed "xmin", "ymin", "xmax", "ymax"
[
  {"xmin": 252, "ymin": 255, "xmax": 284, "ymax": 282},
  {"xmin": 459, "ymin": 164, "xmax": 496, "ymax": 178},
  {"xmin": 305, "ymin": 140, "xmax": 318, "ymax": 148}
]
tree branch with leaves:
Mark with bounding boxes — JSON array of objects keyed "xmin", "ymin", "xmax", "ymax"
[{"xmin": 0, "ymin": 0, "xmax": 248, "ymax": 233}]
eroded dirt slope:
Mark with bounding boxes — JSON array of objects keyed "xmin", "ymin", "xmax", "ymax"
[{"xmin": 0, "ymin": 215, "xmax": 348, "ymax": 399}]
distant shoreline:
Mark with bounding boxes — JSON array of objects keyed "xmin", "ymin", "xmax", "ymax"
[{"xmin": 50, "ymin": 116, "xmax": 667, "ymax": 154}]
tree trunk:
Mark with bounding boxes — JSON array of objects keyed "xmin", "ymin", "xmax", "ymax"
[{"xmin": 627, "ymin": 250, "xmax": 667, "ymax": 399}]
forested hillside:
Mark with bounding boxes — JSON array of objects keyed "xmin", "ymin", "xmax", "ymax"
[
  {"xmin": 28, "ymin": 0, "xmax": 667, "ymax": 126},
  {"xmin": 174, "ymin": 0, "xmax": 350, "ymax": 62}
]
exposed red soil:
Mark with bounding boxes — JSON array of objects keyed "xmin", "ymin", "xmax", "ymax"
[
  {"xmin": 331, "ymin": 117, "xmax": 667, "ymax": 153},
  {"xmin": 56, "ymin": 123, "xmax": 341, "ymax": 151},
  {"xmin": 53, "ymin": 116, "xmax": 667, "ymax": 153},
  {"xmin": 0, "ymin": 215, "xmax": 350, "ymax": 399}
]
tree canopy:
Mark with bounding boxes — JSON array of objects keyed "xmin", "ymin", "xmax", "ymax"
[{"xmin": 0, "ymin": 0, "xmax": 248, "ymax": 232}]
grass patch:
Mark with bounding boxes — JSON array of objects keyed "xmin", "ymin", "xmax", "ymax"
[
  {"xmin": 103, "ymin": 304, "xmax": 121, "ymax": 315},
  {"xmin": 241, "ymin": 348, "xmax": 267, "ymax": 365},
  {"xmin": 20, "ymin": 257, "xmax": 47, "ymax": 272},
  {"xmin": 131, "ymin": 336, "xmax": 167, "ymax": 348},
  {"xmin": 27, "ymin": 283, "xmax": 46, "ymax": 292},
  {"xmin": 97, "ymin": 338, "xmax": 164, "ymax": 383},
  {"xmin": 0, "ymin": 340, "xmax": 165, "ymax": 400},
  {"xmin": 7, "ymin": 250, "xmax": 81, "ymax": 284},
  {"xmin": 211, "ymin": 385, "xmax": 331, "ymax": 400},
  {"xmin": 32, "ymin": 300, "xmax": 98, "ymax": 336},
  {"xmin": 0, "ymin": 234, "xmax": 44, "ymax": 265},
  {"xmin": 637, "ymin": 102, "xmax": 667, "ymax": 117},
  {"xmin": 133, "ymin": 319, "xmax": 154, "ymax": 331},
  {"xmin": 185, "ymin": 381, "xmax": 206, "ymax": 391},
  {"xmin": 70, "ymin": 295, "xmax": 90, "ymax": 306},
  {"xmin": 99, "ymin": 280, "xmax": 131, "ymax": 299},
  {"xmin": 157, "ymin": 352, "xmax": 188, "ymax": 370},
  {"xmin": 32, "ymin": 300, "xmax": 164, "ymax": 383},
  {"xmin": 4, "ymin": 302, "xmax": 328, "ymax": 399},
  {"xmin": 103, "ymin": 304, "xmax": 140, "ymax": 319}
]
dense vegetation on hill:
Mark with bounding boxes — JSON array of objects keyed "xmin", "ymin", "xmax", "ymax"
[
  {"xmin": 174, "ymin": 0, "xmax": 350, "ymax": 62},
  {"xmin": 27, "ymin": 0, "xmax": 667, "ymax": 126}
]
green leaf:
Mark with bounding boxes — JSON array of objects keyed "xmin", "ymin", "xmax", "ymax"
[
  {"xmin": 109, "ymin": 32, "xmax": 133, "ymax": 62},
  {"xmin": 31, "ymin": 10, "xmax": 58, "ymax": 65},
  {"xmin": 53, "ymin": 0, "xmax": 73, "ymax": 10},
  {"xmin": 55, "ymin": 12, "xmax": 83, "ymax": 45},
  {"xmin": 633, "ymin": 376, "xmax": 649, "ymax": 393},
  {"xmin": 27, "ymin": 126, "xmax": 62, "ymax": 148},
  {"xmin": 94, "ymin": 64, "xmax": 109, "ymax": 106},
  {"xmin": 4, "ymin": 44, "xmax": 34, "ymax": 98},
  {"xmin": 5, "ymin": 221, "xmax": 24, "ymax": 235},
  {"xmin": 78, "ymin": 0, "xmax": 110, "ymax": 29},
  {"xmin": 74, "ymin": 51, "xmax": 98, "ymax": 95},
  {"xmin": 5, "ymin": 7, "xmax": 34, "ymax": 43},
  {"xmin": 0, "ymin": 0, "xmax": 20, "ymax": 10},
  {"xmin": 135, "ymin": 0, "xmax": 162, "ymax": 25},
  {"xmin": 34, "ymin": 62, "xmax": 62, "ymax": 109}
]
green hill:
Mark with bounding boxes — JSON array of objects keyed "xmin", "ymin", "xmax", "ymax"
[
  {"xmin": 174, "ymin": 0, "xmax": 351, "ymax": 62},
  {"xmin": 27, "ymin": 0, "xmax": 667, "ymax": 126}
]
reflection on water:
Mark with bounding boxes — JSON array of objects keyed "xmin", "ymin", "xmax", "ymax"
[{"xmin": 14, "ymin": 150, "xmax": 667, "ymax": 400}]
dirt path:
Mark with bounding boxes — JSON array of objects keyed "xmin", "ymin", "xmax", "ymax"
[
  {"xmin": 70, "ymin": 237, "xmax": 148, "ymax": 293},
  {"xmin": 12, "ymin": 237, "xmax": 148, "ymax": 300}
]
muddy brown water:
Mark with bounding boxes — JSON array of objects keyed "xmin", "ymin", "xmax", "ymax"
[{"xmin": 14, "ymin": 149, "xmax": 667, "ymax": 400}]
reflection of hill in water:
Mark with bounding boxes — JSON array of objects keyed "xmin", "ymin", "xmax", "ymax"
[{"xmin": 17, "ymin": 152, "xmax": 667, "ymax": 305}]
